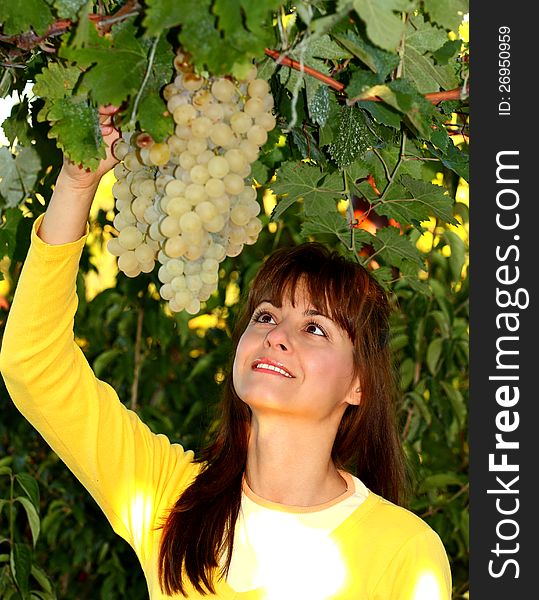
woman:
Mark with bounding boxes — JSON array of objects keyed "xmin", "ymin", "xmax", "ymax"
[{"xmin": 0, "ymin": 108, "xmax": 451, "ymax": 599}]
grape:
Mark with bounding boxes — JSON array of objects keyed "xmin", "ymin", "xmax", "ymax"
[
  {"xmin": 195, "ymin": 201, "xmax": 217, "ymax": 223},
  {"xmin": 185, "ymin": 183, "xmax": 207, "ymax": 205},
  {"xmin": 158, "ymin": 265, "xmax": 173, "ymax": 283},
  {"xmin": 205, "ymin": 178, "xmax": 226, "ymax": 198},
  {"xmin": 230, "ymin": 112, "xmax": 252, "ymax": 135},
  {"xmin": 160, "ymin": 283, "xmax": 174, "ymax": 301},
  {"xmin": 244, "ymin": 97, "xmax": 265, "ymax": 117},
  {"xmin": 248, "ymin": 79, "xmax": 270, "ymax": 98},
  {"xmin": 223, "ymin": 173, "xmax": 244, "ymax": 196},
  {"xmin": 210, "ymin": 123, "xmax": 235, "ymax": 148},
  {"xmin": 159, "ymin": 216, "xmax": 182, "ymax": 238},
  {"xmin": 212, "ymin": 195, "xmax": 231, "ymax": 213},
  {"xmin": 107, "ymin": 237, "xmax": 124, "ymax": 256},
  {"xmin": 230, "ymin": 206, "xmax": 251, "ymax": 227},
  {"xmin": 207, "ymin": 155, "xmax": 230, "ymax": 179},
  {"xmin": 166, "ymin": 259, "xmax": 185, "ymax": 276},
  {"xmin": 108, "ymin": 50, "xmax": 276, "ymax": 314},
  {"xmin": 149, "ymin": 143, "xmax": 171, "ymax": 166},
  {"xmin": 164, "ymin": 235, "xmax": 188, "ymax": 258},
  {"xmin": 179, "ymin": 152, "xmax": 197, "ymax": 170},
  {"xmin": 192, "ymin": 89, "xmax": 212, "ymax": 110},
  {"xmin": 191, "ymin": 117, "xmax": 212, "ymax": 139},
  {"xmin": 164, "ymin": 196, "xmax": 191, "ymax": 217},
  {"xmin": 256, "ymin": 112, "xmax": 277, "ymax": 131},
  {"xmin": 171, "ymin": 275, "xmax": 187, "ymax": 292},
  {"xmin": 247, "ymin": 125, "xmax": 268, "ymax": 147},
  {"xmin": 187, "ymin": 138, "xmax": 207, "ymax": 156},
  {"xmin": 118, "ymin": 226, "xmax": 143, "ymax": 250},
  {"xmin": 211, "ymin": 78, "xmax": 236, "ymax": 103},
  {"xmin": 135, "ymin": 243, "xmax": 155, "ymax": 263},
  {"xmin": 180, "ymin": 211, "xmax": 203, "ymax": 233},
  {"xmin": 204, "ymin": 103, "xmax": 225, "ymax": 122},
  {"xmin": 185, "ymin": 298, "xmax": 201, "ymax": 315},
  {"xmin": 183, "ymin": 72, "xmax": 204, "ymax": 92},
  {"xmin": 196, "ymin": 149, "xmax": 214, "ymax": 165},
  {"xmin": 165, "ymin": 179, "xmax": 186, "ymax": 197},
  {"xmin": 118, "ymin": 251, "xmax": 138, "ymax": 272},
  {"xmin": 190, "ymin": 164, "xmax": 210, "ymax": 185},
  {"xmin": 224, "ymin": 149, "xmax": 246, "ymax": 173}
]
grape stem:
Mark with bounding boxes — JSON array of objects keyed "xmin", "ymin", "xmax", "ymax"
[
  {"xmin": 129, "ymin": 35, "xmax": 160, "ymax": 128},
  {"xmin": 263, "ymin": 48, "xmax": 470, "ymax": 105}
]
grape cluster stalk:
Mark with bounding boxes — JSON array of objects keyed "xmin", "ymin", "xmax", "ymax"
[{"xmin": 107, "ymin": 50, "xmax": 276, "ymax": 315}]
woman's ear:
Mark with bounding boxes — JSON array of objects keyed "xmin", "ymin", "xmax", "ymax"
[{"xmin": 346, "ymin": 382, "xmax": 362, "ymax": 406}]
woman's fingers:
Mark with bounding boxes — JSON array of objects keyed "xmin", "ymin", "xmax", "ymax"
[{"xmin": 98, "ymin": 105, "xmax": 120, "ymax": 136}]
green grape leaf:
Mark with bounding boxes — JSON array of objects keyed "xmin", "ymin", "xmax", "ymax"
[
  {"xmin": 357, "ymin": 100, "xmax": 401, "ymax": 129},
  {"xmin": 309, "ymin": 34, "xmax": 353, "ymax": 60},
  {"xmin": 1, "ymin": 100, "xmax": 33, "ymax": 147},
  {"xmin": 423, "ymin": 0, "xmax": 468, "ymax": 33},
  {"xmin": 433, "ymin": 39, "xmax": 463, "ymax": 65},
  {"xmin": 334, "ymin": 32, "xmax": 399, "ymax": 77},
  {"xmin": 357, "ymin": 79, "xmax": 439, "ymax": 139},
  {"xmin": 371, "ymin": 226, "xmax": 422, "ymax": 267},
  {"xmin": 270, "ymin": 161, "xmax": 345, "ymax": 221},
  {"xmin": 0, "ymin": 146, "xmax": 42, "ymax": 208},
  {"xmin": 138, "ymin": 95, "xmax": 174, "ymax": 143},
  {"xmin": 346, "ymin": 70, "xmax": 380, "ymax": 98},
  {"xmin": 403, "ymin": 45, "xmax": 458, "ymax": 93},
  {"xmin": 33, "ymin": 63, "xmax": 82, "ymax": 118},
  {"xmin": 352, "ymin": 0, "xmax": 413, "ymax": 51},
  {"xmin": 376, "ymin": 174, "xmax": 456, "ymax": 224},
  {"xmin": 329, "ymin": 106, "xmax": 372, "ymax": 168},
  {"xmin": 143, "ymin": 0, "xmax": 186, "ymax": 35},
  {"xmin": 0, "ymin": 0, "xmax": 54, "ymax": 35},
  {"xmin": 427, "ymin": 142, "xmax": 469, "ymax": 181},
  {"xmin": 53, "ymin": 0, "xmax": 88, "ymax": 20},
  {"xmin": 47, "ymin": 96, "xmax": 105, "ymax": 170},
  {"xmin": 301, "ymin": 211, "xmax": 351, "ymax": 239},
  {"xmin": 62, "ymin": 19, "xmax": 149, "ymax": 107},
  {"xmin": 309, "ymin": 84, "xmax": 330, "ymax": 126},
  {"xmin": 290, "ymin": 128, "xmax": 327, "ymax": 165},
  {"xmin": 405, "ymin": 15, "xmax": 449, "ymax": 54}
]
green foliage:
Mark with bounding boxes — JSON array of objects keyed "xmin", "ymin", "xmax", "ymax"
[{"xmin": 0, "ymin": 0, "xmax": 469, "ymax": 597}]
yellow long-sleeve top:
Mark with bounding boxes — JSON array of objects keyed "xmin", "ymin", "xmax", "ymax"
[{"xmin": 0, "ymin": 216, "xmax": 452, "ymax": 600}]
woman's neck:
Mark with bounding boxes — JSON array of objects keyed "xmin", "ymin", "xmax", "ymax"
[{"xmin": 244, "ymin": 415, "xmax": 347, "ymax": 507}]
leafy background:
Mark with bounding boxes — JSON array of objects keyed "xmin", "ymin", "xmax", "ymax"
[{"xmin": 0, "ymin": 0, "xmax": 469, "ymax": 598}]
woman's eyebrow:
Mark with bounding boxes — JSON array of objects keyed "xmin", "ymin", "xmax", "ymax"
[{"xmin": 303, "ymin": 308, "xmax": 332, "ymax": 320}]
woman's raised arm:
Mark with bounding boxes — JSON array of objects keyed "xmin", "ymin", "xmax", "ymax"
[
  {"xmin": 37, "ymin": 105, "xmax": 119, "ymax": 245},
  {"xmin": 0, "ymin": 106, "xmax": 197, "ymax": 570}
]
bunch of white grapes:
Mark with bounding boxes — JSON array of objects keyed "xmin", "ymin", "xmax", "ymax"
[{"xmin": 107, "ymin": 50, "xmax": 276, "ymax": 314}]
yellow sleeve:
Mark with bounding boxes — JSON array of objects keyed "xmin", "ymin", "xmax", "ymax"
[
  {"xmin": 371, "ymin": 528, "xmax": 452, "ymax": 600},
  {"xmin": 0, "ymin": 215, "xmax": 196, "ymax": 563}
]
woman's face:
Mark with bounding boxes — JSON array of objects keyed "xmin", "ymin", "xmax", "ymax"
[{"xmin": 232, "ymin": 285, "xmax": 361, "ymax": 422}]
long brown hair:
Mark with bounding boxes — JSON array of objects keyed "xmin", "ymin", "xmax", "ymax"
[{"xmin": 158, "ymin": 242, "xmax": 408, "ymax": 596}]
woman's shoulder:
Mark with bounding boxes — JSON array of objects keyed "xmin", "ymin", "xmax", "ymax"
[{"xmin": 351, "ymin": 490, "xmax": 445, "ymax": 551}]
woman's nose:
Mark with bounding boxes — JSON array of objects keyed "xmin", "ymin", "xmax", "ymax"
[{"xmin": 263, "ymin": 323, "xmax": 290, "ymax": 351}]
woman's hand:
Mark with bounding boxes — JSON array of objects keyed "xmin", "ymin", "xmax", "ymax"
[
  {"xmin": 38, "ymin": 105, "xmax": 123, "ymax": 245},
  {"xmin": 60, "ymin": 104, "xmax": 121, "ymax": 190}
]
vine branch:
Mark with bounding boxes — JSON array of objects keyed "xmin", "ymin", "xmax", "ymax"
[{"xmin": 264, "ymin": 48, "xmax": 470, "ymax": 105}]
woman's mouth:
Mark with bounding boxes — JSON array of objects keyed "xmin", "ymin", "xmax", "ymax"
[{"xmin": 251, "ymin": 358, "xmax": 294, "ymax": 378}]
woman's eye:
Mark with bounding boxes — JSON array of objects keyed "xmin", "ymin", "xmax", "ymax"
[
  {"xmin": 255, "ymin": 311, "xmax": 275, "ymax": 324},
  {"xmin": 305, "ymin": 322, "xmax": 326, "ymax": 337}
]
